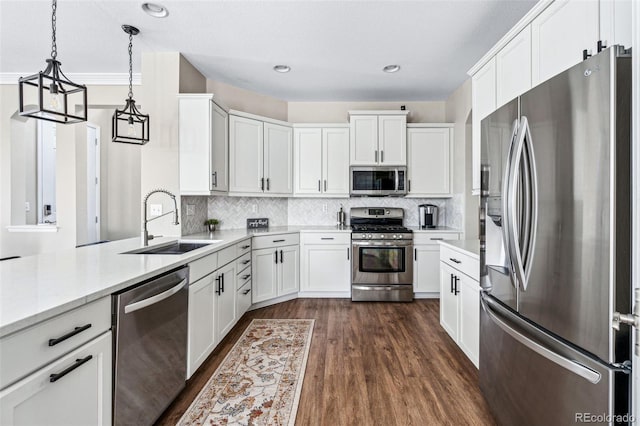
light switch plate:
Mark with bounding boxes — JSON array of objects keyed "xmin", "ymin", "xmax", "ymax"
[
  {"xmin": 150, "ymin": 204, "xmax": 162, "ymax": 216},
  {"xmin": 186, "ymin": 204, "xmax": 195, "ymax": 216}
]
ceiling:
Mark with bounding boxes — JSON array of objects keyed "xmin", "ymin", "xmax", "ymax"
[{"xmin": 0, "ymin": 0, "xmax": 537, "ymax": 101}]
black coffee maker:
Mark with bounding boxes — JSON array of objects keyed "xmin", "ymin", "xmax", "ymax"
[{"xmin": 419, "ymin": 204, "xmax": 439, "ymax": 229}]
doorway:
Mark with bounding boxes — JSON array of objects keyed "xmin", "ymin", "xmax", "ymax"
[{"xmin": 86, "ymin": 124, "xmax": 101, "ymax": 243}]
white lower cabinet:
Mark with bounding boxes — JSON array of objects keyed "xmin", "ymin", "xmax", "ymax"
[
  {"xmin": 0, "ymin": 331, "xmax": 112, "ymax": 426},
  {"xmin": 299, "ymin": 232, "xmax": 351, "ymax": 296},
  {"xmin": 187, "ymin": 273, "xmax": 216, "ymax": 378},
  {"xmin": 413, "ymin": 233, "xmax": 460, "ymax": 295},
  {"xmin": 215, "ymin": 262, "xmax": 237, "ymax": 343},
  {"xmin": 439, "ymin": 244, "xmax": 480, "ymax": 368},
  {"xmin": 252, "ymin": 234, "xmax": 300, "ymax": 304}
]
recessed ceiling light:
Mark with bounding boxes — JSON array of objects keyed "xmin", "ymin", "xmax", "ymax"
[
  {"xmin": 383, "ymin": 64, "xmax": 401, "ymax": 73},
  {"xmin": 273, "ymin": 65, "xmax": 291, "ymax": 73},
  {"xmin": 142, "ymin": 2, "xmax": 169, "ymax": 18}
]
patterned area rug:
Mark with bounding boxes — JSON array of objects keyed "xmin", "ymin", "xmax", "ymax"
[{"xmin": 178, "ymin": 319, "xmax": 315, "ymax": 426}]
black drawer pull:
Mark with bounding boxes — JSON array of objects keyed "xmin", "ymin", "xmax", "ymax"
[
  {"xmin": 241, "ymin": 245, "xmax": 251, "ymax": 249},
  {"xmin": 320, "ymin": 237, "xmax": 334, "ymax": 240},
  {"xmin": 242, "ymin": 259, "xmax": 251, "ymax": 265},
  {"xmin": 243, "ymin": 289, "xmax": 251, "ymax": 295},
  {"xmin": 449, "ymin": 257, "xmax": 461, "ymax": 264},
  {"xmin": 273, "ymin": 239, "xmax": 285, "ymax": 243},
  {"xmin": 49, "ymin": 355, "xmax": 93, "ymax": 383},
  {"xmin": 242, "ymin": 274, "xmax": 251, "ymax": 280},
  {"xmin": 48, "ymin": 324, "xmax": 92, "ymax": 346},
  {"xmin": 430, "ymin": 237, "xmax": 443, "ymax": 240}
]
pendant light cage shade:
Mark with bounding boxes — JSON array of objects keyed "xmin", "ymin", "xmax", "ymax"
[{"xmin": 112, "ymin": 98, "xmax": 150, "ymax": 144}]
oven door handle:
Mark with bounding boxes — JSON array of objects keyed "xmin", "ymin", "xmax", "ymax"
[
  {"xmin": 352, "ymin": 241, "xmax": 413, "ymax": 247},
  {"xmin": 352, "ymin": 285, "xmax": 408, "ymax": 292}
]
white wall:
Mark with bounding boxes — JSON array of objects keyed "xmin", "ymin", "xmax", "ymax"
[
  {"xmin": 206, "ymin": 79, "xmax": 288, "ymax": 121},
  {"xmin": 444, "ymin": 79, "xmax": 478, "ymax": 238},
  {"xmin": 287, "ymin": 101, "xmax": 445, "ymax": 123}
]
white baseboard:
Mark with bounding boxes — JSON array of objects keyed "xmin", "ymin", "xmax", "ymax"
[
  {"xmin": 414, "ymin": 292, "xmax": 440, "ymax": 299},
  {"xmin": 297, "ymin": 291, "xmax": 351, "ymax": 298},
  {"xmin": 248, "ymin": 293, "xmax": 298, "ymax": 310}
]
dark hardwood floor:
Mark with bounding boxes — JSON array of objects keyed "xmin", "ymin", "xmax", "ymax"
[{"xmin": 156, "ymin": 299, "xmax": 496, "ymax": 426}]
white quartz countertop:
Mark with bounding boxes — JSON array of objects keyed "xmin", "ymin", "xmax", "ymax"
[
  {"xmin": 0, "ymin": 225, "xmax": 355, "ymax": 337},
  {"xmin": 438, "ymin": 239, "xmax": 481, "ymax": 258},
  {"xmin": 409, "ymin": 226, "xmax": 461, "ymax": 233}
]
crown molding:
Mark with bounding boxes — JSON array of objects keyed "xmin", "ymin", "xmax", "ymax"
[{"xmin": 0, "ymin": 72, "xmax": 141, "ymax": 86}]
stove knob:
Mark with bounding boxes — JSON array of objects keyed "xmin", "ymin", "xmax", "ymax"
[
  {"xmin": 367, "ymin": 234, "xmax": 372, "ymax": 239},
  {"xmin": 391, "ymin": 234, "xmax": 396, "ymax": 239},
  {"xmin": 397, "ymin": 234, "xmax": 403, "ymax": 239},
  {"xmin": 379, "ymin": 234, "xmax": 384, "ymax": 239}
]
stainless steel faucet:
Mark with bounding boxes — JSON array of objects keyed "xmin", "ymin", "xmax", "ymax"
[{"xmin": 141, "ymin": 189, "xmax": 179, "ymax": 246}]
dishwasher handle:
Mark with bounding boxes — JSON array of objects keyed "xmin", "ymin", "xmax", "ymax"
[{"xmin": 124, "ymin": 278, "xmax": 188, "ymax": 314}]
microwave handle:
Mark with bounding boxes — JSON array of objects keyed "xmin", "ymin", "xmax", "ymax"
[{"xmin": 395, "ymin": 169, "xmax": 399, "ymax": 192}]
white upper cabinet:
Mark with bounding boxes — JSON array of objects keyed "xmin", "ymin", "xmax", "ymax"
[
  {"xmin": 349, "ymin": 111, "xmax": 408, "ymax": 166},
  {"xmin": 264, "ymin": 123, "xmax": 293, "ymax": 195},
  {"xmin": 496, "ymin": 26, "xmax": 532, "ymax": 108},
  {"xmin": 229, "ymin": 115, "xmax": 264, "ymax": 194},
  {"xmin": 471, "ymin": 58, "xmax": 496, "ymax": 194},
  {"xmin": 599, "ymin": 0, "xmax": 632, "ymax": 49},
  {"xmin": 294, "ymin": 126, "xmax": 349, "ymax": 197},
  {"xmin": 229, "ymin": 112, "xmax": 293, "ymax": 196},
  {"xmin": 178, "ymin": 94, "xmax": 228, "ymax": 195},
  {"xmin": 531, "ymin": 0, "xmax": 599, "ymax": 86},
  {"xmin": 407, "ymin": 126, "xmax": 453, "ymax": 197}
]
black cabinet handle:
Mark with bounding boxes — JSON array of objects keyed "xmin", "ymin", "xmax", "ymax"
[
  {"xmin": 49, "ymin": 355, "xmax": 93, "ymax": 383},
  {"xmin": 242, "ymin": 289, "xmax": 251, "ymax": 295},
  {"xmin": 241, "ymin": 245, "xmax": 251, "ymax": 250},
  {"xmin": 449, "ymin": 257, "xmax": 461, "ymax": 264},
  {"xmin": 583, "ymin": 49, "xmax": 591, "ymax": 60},
  {"xmin": 321, "ymin": 237, "xmax": 334, "ymax": 240},
  {"xmin": 324, "ymin": 180, "xmax": 327, "ymax": 191},
  {"xmin": 242, "ymin": 259, "xmax": 251, "ymax": 265},
  {"xmin": 597, "ymin": 40, "xmax": 606, "ymax": 53},
  {"xmin": 48, "ymin": 324, "xmax": 92, "ymax": 347},
  {"xmin": 347, "ymin": 248, "xmax": 350, "ymax": 260},
  {"xmin": 221, "ymin": 273, "xmax": 225, "ymax": 293},
  {"xmin": 215, "ymin": 275, "xmax": 222, "ymax": 295},
  {"xmin": 280, "ymin": 250, "xmax": 283, "ymax": 263},
  {"xmin": 454, "ymin": 276, "xmax": 460, "ymax": 295},
  {"xmin": 380, "ymin": 150, "xmax": 384, "ymax": 163},
  {"xmin": 414, "ymin": 248, "xmax": 417, "ymax": 261},
  {"xmin": 450, "ymin": 274, "xmax": 454, "ymax": 293},
  {"xmin": 430, "ymin": 237, "xmax": 443, "ymax": 240},
  {"xmin": 273, "ymin": 239, "xmax": 285, "ymax": 243},
  {"xmin": 275, "ymin": 250, "xmax": 278, "ymax": 264},
  {"xmin": 408, "ymin": 179, "xmax": 411, "ymax": 192},
  {"xmin": 242, "ymin": 274, "xmax": 251, "ymax": 280},
  {"xmin": 267, "ymin": 178, "xmax": 270, "ymax": 191},
  {"xmin": 261, "ymin": 177, "xmax": 265, "ymax": 191},
  {"xmin": 318, "ymin": 180, "xmax": 321, "ymax": 192}
]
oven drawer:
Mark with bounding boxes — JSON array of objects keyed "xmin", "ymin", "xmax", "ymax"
[
  {"xmin": 440, "ymin": 245, "xmax": 479, "ymax": 280},
  {"xmin": 252, "ymin": 233, "xmax": 299, "ymax": 250}
]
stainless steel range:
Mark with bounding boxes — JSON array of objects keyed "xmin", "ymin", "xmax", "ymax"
[{"xmin": 351, "ymin": 207, "xmax": 413, "ymax": 302}]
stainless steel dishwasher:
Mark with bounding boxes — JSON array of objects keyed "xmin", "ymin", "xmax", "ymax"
[{"xmin": 112, "ymin": 266, "xmax": 188, "ymax": 426}]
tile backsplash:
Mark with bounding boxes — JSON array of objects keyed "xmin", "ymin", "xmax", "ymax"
[{"xmin": 181, "ymin": 195, "xmax": 464, "ymax": 235}]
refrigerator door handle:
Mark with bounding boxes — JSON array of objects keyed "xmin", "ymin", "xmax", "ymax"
[
  {"xmin": 502, "ymin": 119, "xmax": 520, "ymax": 289},
  {"xmin": 481, "ymin": 293, "xmax": 601, "ymax": 384},
  {"xmin": 520, "ymin": 116, "xmax": 538, "ymax": 286},
  {"xmin": 507, "ymin": 117, "xmax": 528, "ymax": 291}
]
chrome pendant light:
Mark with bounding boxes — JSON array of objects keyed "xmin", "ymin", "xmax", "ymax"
[
  {"xmin": 112, "ymin": 25, "xmax": 149, "ymax": 144},
  {"xmin": 18, "ymin": 0, "xmax": 88, "ymax": 124}
]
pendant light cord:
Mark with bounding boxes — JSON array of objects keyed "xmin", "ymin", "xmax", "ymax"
[
  {"xmin": 51, "ymin": 0, "xmax": 57, "ymax": 60},
  {"xmin": 128, "ymin": 32, "xmax": 133, "ymax": 99}
]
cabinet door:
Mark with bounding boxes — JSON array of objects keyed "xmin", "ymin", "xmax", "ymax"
[
  {"xmin": 215, "ymin": 262, "xmax": 237, "ymax": 342},
  {"xmin": 278, "ymin": 245, "xmax": 299, "ymax": 296},
  {"xmin": 471, "ymin": 57, "xmax": 497, "ymax": 194},
  {"xmin": 458, "ymin": 274, "xmax": 480, "ymax": 368},
  {"xmin": 252, "ymin": 248, "xmax": 278, "ymax": 303},
  {"xmin": 599, "ymin": 0, "xmax": 632, "ymax": 49},
  {"xmin": 322, "ymin": 127, "xmax": 350, "ymax": 196},
  {"xmin": 187, "ymin": 274, "xmax": 216, "ymax": 378},
  {"xmin": 301, "ymin": 244, "xmax": 350, "ymax": 292},
  {"xmin": 211, "ymin": 102, "xmax": 229, "ymax": 192},
  {"xmin": 439, "ymin": 263, "xmax": 459, "ymax": 341},
  {"xmin": 0, "ymin": 332, "xmax": 112, "ymax": 426},
  {"xmin": 229, "ymin": 115, "xmax": 263, "ymax": 193},
  {"xmin": 407, "ymin": 128, "xmax": 451, "ymax": 196},
  {"xmin": 378, "ymin": 115, "xmax": 407, "ymax": 165},
  {"xmin": 531, "ymin": 0, "xmax": 599, "ymax": 86},
  {"xmin": 496, "ymin": 26, "xmax": 532, "ymax": 108},
  {"xmin": 179, "ymin": 96, "xmax": 212, "ymax": 195},
  {"xmin": 294, "ymin": 128, "xmax": 323, "ymax": 195},
  {"xmin": 413, "ymin": 245, "xmax": 441, "ymax": 293},
  {"xmin": 264, "ymin": 123, "xmax": 293, "ymax": 195},
  {"xmin": 349, "ymin": 115, "xmax": 378, "ymax": 165}
]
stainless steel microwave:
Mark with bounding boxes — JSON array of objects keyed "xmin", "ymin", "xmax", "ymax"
[{"xmin": 350, "ymin": 166, "xmax": 407, "ymax": 196}]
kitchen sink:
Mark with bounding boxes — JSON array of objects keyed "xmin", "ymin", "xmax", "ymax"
[{"xmin": 123, "ymin": 241, "xmax": 220, "ymax": 255}]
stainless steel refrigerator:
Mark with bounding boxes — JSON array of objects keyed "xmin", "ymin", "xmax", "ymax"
[{"xmin": 479, "ymin": 46, "xmax": 632, "ymax": 425}]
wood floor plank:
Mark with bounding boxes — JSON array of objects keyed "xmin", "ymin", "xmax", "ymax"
[{"xmin": 156, "ymin": 299, "xmax": 495, "ymax": 426}]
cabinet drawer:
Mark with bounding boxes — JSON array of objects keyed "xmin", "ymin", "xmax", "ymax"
[
  {"xmin": 236, "ymin": 239, "xmax": 252, "ymax": 257},
  {"xmin": 236, "ymin": 282, "xmax": 252, "ymax": 317},
  {"xmin": 189, "ymin": 252, "xmax": 218, "ymax": 284},
  {"xmin": 252, "ymin": 233, "xmax": 299, "ymax": 250},
  {"xmin": 217, "ymin": 245, "xmax": 237, "ymax": 268},
  {"xmin": 237, "ymin": 270, "xmax": 252, "ymax": 290},
  {"xmin": 301, "ymin": 232, "xmax": 351, "ymax": 245},
  {"xmin": 0, "ymin": 297, "xmax": 111, "ymax": 389},
  {"xmin": 413, "ymin": 232, "xmax": 460, "ymax": 245},
  {"xmin": 236, "ymin": 252, "xmax": 251, "ymax": 274},
  {"xmin": 440, "ymin": 245, "xmax": 479, "ymax": 280}
]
